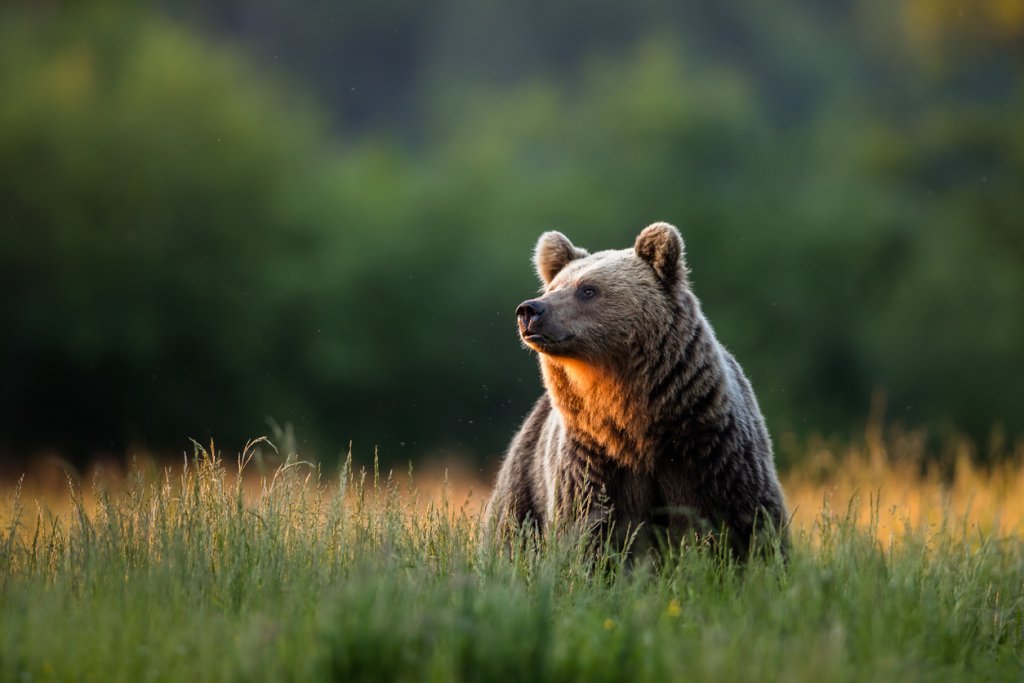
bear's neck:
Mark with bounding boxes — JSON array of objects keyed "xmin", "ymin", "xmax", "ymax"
[
  {"xmin": 540, "ymin": 356, "xmax": 657, "ymax": 472},
  {"xmin": 539, "ymin": 298, "xmax": 727, "ymax": 472}
]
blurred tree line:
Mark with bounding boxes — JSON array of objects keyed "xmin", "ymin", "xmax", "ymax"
[{"xmin": 1, "ymin": 1, "xmax": 1021, "ymax": 467}]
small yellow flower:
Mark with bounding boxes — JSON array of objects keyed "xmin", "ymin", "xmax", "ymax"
[
  {"xmin": 666, "ymin": 598, "xmax": 682, "ymax": 618},
  {"xmin": 603, "ymin": 617, "xmax": 616, "ymax": 630}
]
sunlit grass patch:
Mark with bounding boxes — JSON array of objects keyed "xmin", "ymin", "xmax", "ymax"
[{"xmin": 783, "ymin": 426, "xmax": 1024, "ymax": 541}]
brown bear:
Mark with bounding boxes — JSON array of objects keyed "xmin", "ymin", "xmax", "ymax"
[{"xmin": 485, "ymin": 222, "xmax": 788, "ymax": 559}]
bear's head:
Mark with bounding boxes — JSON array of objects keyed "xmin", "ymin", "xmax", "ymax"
[{"xmin": 516, "ymin": 222, "xmax": 689, "ymax": 368}]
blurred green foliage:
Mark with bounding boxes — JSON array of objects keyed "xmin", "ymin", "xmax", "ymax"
[{"xmin": 1, "ymin": 2, "xmax": 1022, "ymax": 465}]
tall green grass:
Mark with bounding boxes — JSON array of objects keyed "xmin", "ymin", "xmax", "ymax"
[{"xmin": 1, "ymin": 442, "xmax": 1022, "ymax": 683}]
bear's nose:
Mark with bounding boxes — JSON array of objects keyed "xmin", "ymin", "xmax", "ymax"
[{"xmin": 516, "ymin": 299, "xmax": 546, "ymax": 327}]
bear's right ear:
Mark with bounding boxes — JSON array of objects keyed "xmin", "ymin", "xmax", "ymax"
[
  {"xmin": 534, "ymin": 231, "xmax": 588, "ymax": 286},
  {"xmin": 635, "ymin": 222, "xmax": 686, "ymax": 288}
]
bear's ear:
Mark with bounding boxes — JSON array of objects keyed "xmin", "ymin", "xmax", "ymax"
[
  {"xmin": 534, "ymin": 231, "xmax": 588, "ymax": 285},
  {"xmin": 635, "ymin": 222, "xmax": 686, "ymax": 288}
]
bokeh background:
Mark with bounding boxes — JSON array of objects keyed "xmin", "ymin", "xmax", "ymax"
[{"xmin": 1, "ymin": 0, "xmax": 1022, "ymax": 473}]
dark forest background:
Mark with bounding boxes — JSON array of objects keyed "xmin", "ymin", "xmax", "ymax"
[{"xmin": 1, "ymin": 0, "xmax": 1022, "ymax": 469}]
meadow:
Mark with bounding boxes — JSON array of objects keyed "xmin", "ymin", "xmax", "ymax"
[
  {"xmin": 3, "ymin": 4, "xmax": 1022, "ymax": 682},
  {"xmin": 1, "ymin": 433, "xmax": 1023, "ymax": 683}
]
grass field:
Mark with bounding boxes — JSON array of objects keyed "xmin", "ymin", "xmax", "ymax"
[{"xmin": 2, "ymin": 434, "xmax": 1023, "ymax": 683}]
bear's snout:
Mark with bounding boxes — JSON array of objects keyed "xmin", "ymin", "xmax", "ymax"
[{"xmin": 516, "ymin": 299, "xmax": 546, "ymax": 335}]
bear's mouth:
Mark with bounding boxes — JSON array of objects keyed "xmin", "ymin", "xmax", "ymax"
[{"xmin": 521, "ymin": 331, "xmax": 573, "ymax": 352}]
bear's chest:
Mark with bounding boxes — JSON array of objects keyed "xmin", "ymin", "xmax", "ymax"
[
  {"xmin": 548, "ymin": 444, "xmax": 704, "ymax": 525},
  {"xmin": 547, "ymin": 449, "xmax": 656, "ymax": 518}
]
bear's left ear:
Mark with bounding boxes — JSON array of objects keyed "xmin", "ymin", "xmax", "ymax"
[
  {"xmin": 534, "ymin": 231, "xmax": 589, "ymax": 286},
  {"xmin": 635, "ymin": 222, "xmax": 686, "ymax": 288}
]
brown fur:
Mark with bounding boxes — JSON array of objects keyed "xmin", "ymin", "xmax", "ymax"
[{"xmin": 486, "ymin": 223, "xmax": 789, "ymax": 558}]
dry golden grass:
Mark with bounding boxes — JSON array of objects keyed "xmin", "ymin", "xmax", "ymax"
[
  {"xmin": 3, "ymin": 427, "xmax": 1023, "ymax": 543},
  {"xmin": 781, "ymin": 426, "xmax": 1024, "ymax": 541}
]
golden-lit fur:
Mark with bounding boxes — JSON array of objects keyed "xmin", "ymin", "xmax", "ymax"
[{"xmin": 487, "ymin": 222, "xmax": 789, "ymax": 558}]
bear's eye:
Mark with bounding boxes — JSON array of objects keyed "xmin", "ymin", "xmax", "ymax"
[{"xmin": 576, "ymin": 284, "xmax": 599, "ymax": 301}]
